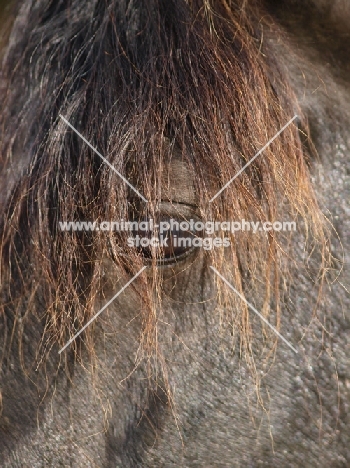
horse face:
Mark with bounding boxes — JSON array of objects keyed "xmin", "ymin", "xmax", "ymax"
[{"xmin": 0, "ymin": 1, "xmax": 349, "ymax": 465}]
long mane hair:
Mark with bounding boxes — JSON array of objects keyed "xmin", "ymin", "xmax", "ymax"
[{"xmin": 0, "ymin": 0, "xmax": 328, "ymax": 377}]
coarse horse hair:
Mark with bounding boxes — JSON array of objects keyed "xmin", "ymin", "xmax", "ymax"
[{"xmin": 0, "ymin": 0, "xmax": 329, "ymax": 386}]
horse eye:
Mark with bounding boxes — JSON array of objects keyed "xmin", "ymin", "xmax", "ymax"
[{"xmin": 132, "ymin": 218, "xmax": 197, "ymax": 264}]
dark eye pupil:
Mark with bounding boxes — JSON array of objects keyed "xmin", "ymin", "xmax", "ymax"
[
  {"xmin": 145, "ymin": 228, "xmax": 194, "ymax": 260},
  {"xmin": 132, "ymin": 220, "xmax": 197, "ymax": 263}
]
